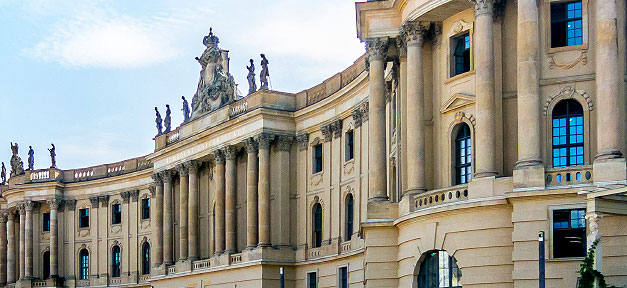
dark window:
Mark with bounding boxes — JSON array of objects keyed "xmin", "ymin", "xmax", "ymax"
[
  {"xmin": 345, "ymin": 194, "xmax": 354, "ymax": 241},
  {"xmin": 455, "ymin": 124, "xmax": 472, "ymax": 185},
  {"xmin": 308, "ymin": 272, "xmax": 317, "ymax": 288},
  {"xmin": 43, "ymin": 251, "xmax": 50, "ymax": 279},
  {"xmin": 551, "ymin": 1, "xmax": 583, "ymax": 47},
  {"xmin": 417, "ymin": 250, "xmax": 462, "ymax": 288},
  {"xmin": 452, "ymin": 33, "xmax": 471, "ymax": 76},
  {"xmin": 553, "ymin": 209, "xmax": 586, "ymax": 258},
  {"xmin": 552, "ymin": 99, "xmax": 584, "ymax": 167},
  {"xmin": 345, "ymin": 131, "xmax": 354, "ymax": 161},
  {"xmin": 313, "ymin": 144, "xmax": 323, "ymax": 173},
  {"xmin": 112, "ymin": 204, "xmax": 122, "ymax": 225},
  {"xmin": 141, "ymin": 198, "xmax": 150, "ymax": 220},
  {"xmin": 79, "ymin": 209, "xmax": 89, "ymax": 228},
  {"xmin": 339, "ymin": 267, "xmax": 348, "ymax": 288},
  {"xmin": 142, "ymin": 243, "xmax": 150, "ymax": 275},
  {"xmin": 313, "ymin": 203, "xmax": 322, "ymax": 248},
  {"xmin": 112, "ymin": 246, "xmax": 121, "ymax": 278},
  {"xmin": 79, "ymin": 249, "xmax": 89, "ymax": 280},
  {"xmin": 42, "ymin": 212, "xmax": 50, "ymax": 232}
]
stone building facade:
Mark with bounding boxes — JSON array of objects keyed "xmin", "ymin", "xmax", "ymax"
[{"xmin": 0, "ymin": 0, "xmax": 626, "ymax": 287}]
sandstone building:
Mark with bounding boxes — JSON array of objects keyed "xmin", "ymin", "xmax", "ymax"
[{"xmin": 0, "ymin": 0, "xmax": 626, "ymax": 287}]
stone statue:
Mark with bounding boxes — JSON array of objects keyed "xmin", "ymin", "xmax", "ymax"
[
  {"xmin": 48, "ymin": 144, "xmax": 56, "ymax": 168},
  {"xmin": 164, "ymin": 104, "xmax": 172, "ymax": 133},
  {"xmin": 182, "ymin": 96, "xmax": 190, "ymax": 124},
  {"xmin": 260, "ymin": 54, "xmax": 270, "ymax": 90},
  {"xmin": 1, "ymin": 162, "xmax": 6, "ymax": 184},
  {"xmin": 155, "ymin": 107, "xmax": 163, "ymax": 136},
  {"xmin": 9, "ymin": 142, "xmax": 24, "ymax": 176},
  {"xmin": 27, "ymin": 146, "xmax": 34, "ymax": 170},
  {"xmin": 246, "ymin": 59, "xmax": 257, "ymax": 95},
  {"xmin": 191, "ymin": 28, "xmax": 237, "ymax": 119}
]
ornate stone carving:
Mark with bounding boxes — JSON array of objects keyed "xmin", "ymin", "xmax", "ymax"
[
  {"xmin": 213, "ymin": 150, "xmax": 225, "ymax": 164},
  {"xmin": 352, "ymin": 108, "xmax": 363, "ymax": 128},
  {"xmin": 321, "ymin": 124, "xmax": 333, "ymax": 142},
  {"xmin": 1, "ymin": 162, "xmax": 6, "ymax": 185},
  {"xmin": 277, "ymin": 135, "xmax": 294, "ymax": 152},
  {"xmin": 256, "ymin": 133, "xmax": 275, "ymax": 150},
  {"xmin": 0, "ymin": 212, "xmax": 8, "ymax": 224},
  {"xmin": 182, "ymin": 96, "xmax": 191, "ymax": 124},
  {"xmin": 543, "ymin": 86, "xmax": 593, "ymax": 115},
  {"xmin": 47, "ymin": 198, "xmax": 62, "ymax": 210},
  {"xmin": 121, "ymin": 191, "xmax": 131, "ymax": 203},
  {"xmin": 130, "ymin": 190, "xmax": 139, "ymax": 202},
  {"xmin": 395, "ymin": 36, "xmax": 406, "ymax": 58},
  {"xmin": 24, "ymin": 201, "xmax": 36, "ymax": 211},
  {"xmin": 9, "ymin": 142, "xmax": 24, "ymax": 177},
  {"xmin": 160, "ymin": 170, "xmax": 174, "ymax": 182},
  {"xmin": 548, "ymin": 51, "xmax": 587, "ymax": 70},
  {"xmin": 99, "ymin": 195, "xmax": 110, "ymax": 207},
  {"xmin": 177, "ymin": 163, "xmax": 189, "ymax": 177},
  {"xmin": 296, "ymin": 134, "xmax": 309, "ymax": 151},
  {"xmin": 155, "ymin": 107, "xmax": 163, "ymax": 136},
  {"xmin": 431, "ymin": 22, "xmax": 443, "ymax": 47},
  {"xmin": 244, "ymin": 138, "xmax": 258, "ymax": 153},
  {"xmin": 149, "ymin": 186, "xmax": 156, "ymax": 198},
  {"xmin": 17, "ymin": 203, "xmax": 25, "ymax": 215},
  {"xmin": 164, "ymin": 104, "xmax": 172, "ymax": 133},
  {"xmin": 359, "ymin": 102, "xmax": 369, "ymax": 122},
  {"xmin": 365, "ymin": 38, "xmax": 389, "ymax": 61},
  {"xmin": 151, "ymin": 173, "xmax": 163, "ymax": 185},
  {"xmin": 187, "ymin": 160, "xmax": 201, "ymax": 174},
  {"xmin": 48, "ymin": 143, "xmax": 56, "ymax": 168},
  {"xmin": 224, "ymin": 146, "xmax": 238, "ymax": 160},
  {"xmin": 65, "ymin": 199, "xmax": 77, "ymax": 211},
  {"xmin": 246, "ymin": 59, "xmax": 257, "ymax": 95},
  {"xmin": 470, "ymin": 0, "xmax": 495, "ymax": 17},
  {"xmin": 27, "ymin": 146, "xmax": 34, "ymax": 171},
  {"xmin": 89, "ymin": 197, "xmax": 99, "ymax": 208},
  {"xmin": 400, "ymin": 21, "xmax": 425, "ymax": 46},
  {"xmin": 331, "ymin": 119, "xmax": 343, "ymax": 139},
  {"xmin": 260, "ymin": 54, "xmax": 270, "ymax": 90}
]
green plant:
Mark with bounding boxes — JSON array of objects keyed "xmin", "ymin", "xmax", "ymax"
[{"xmin": 577, "ymin": 239, "xmax": 619, "ymax": 288}]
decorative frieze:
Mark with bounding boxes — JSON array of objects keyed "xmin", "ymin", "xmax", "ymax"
[
  {"xmin": 365, "ymin": 37, "xmax": 389, "ymax": 61},
  {"xmin": 296, "ymin": 133, "xmax": 309, "ymax": 151},
  {"xmin": 277, "ymin": 135, "xmax": 294, "ymax": 151}
]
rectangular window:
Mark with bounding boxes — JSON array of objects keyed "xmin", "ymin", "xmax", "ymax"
[
  {"xmin": 112, "ymin": 204, "xmax": 122, "ymax": 225},
  {"xmin": 141, "ymin": 198, "xmax": 150, "ymax": 220},
  {"xmin": 339, "ymin": 267, "xmax": 348, "ymax": 288},
  {"xmin": 451, "ymin": 33, "xmax": 471, "ymax": 77},
  {"xmin": 79, "ymin": 208, "xmax": 89, "ymax": 228},
  {"xmin": 308, "ymin": 272, "xmax": 317, "ymax": 288},
  {"xmin": 313, "ymin": 144, "xmax": 323, "ymax": 173},
  {"xmin": 345, "ymin": 131, "xmax": 354, "ymax": 161},
  {"xmin": 553, "ymin": 209, "xmax": 586, "ymax": 258},
  {"xmin": 42, "ymin": 212, "xmax": 50, "ymax": 232},
  {"xmin": 551, "ymin": 1, "xmax": 583, "ymax": 47}
]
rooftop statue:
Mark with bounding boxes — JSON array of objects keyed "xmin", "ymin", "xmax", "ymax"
[
  {"xmin": 1, "ymin": 162, "xmax": 5, "ymax": 185},
  {"xmin": 246, "ymin": 59, "xmax": 257, "ymax": 95},
  {"xmin": 9, "ymin": 142, "xmax": 24, "ymax": 176},
  {"xmin": 191, "ymin": 28, "xmax": 236, "ymax": 120},
  {"xmin": 164, "ymin": 104, "xmax": 172, "ymax": 133},
  {"xmin": 48, "ymin": 143, "xmax": 56, "ymax": 168},
  {"xmin": 27, "ymin": 146, "xmax": 34, "ymax": 171},
  {"xmin": 182, "ymin": 96, "xmax": 190, "ymax": 124},
  {"xmin": 155, "ymin": 107, "xmax": 163, "ymax": 136},
  {"xmin": 260, "ymin": 54, "xmax": 270, "ymax": 90}
]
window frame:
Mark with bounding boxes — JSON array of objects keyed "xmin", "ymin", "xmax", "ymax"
[
  {"xmin": 79, "ymin": 249, "xmax": 89, "ymax": 280},
  {"xmin": 79, "ymin": 208, "xmax": 90, "ymax": 229},
  {"xmin": 111, "ymin": 203, "xmax": 122, "ymax": 225},
  {"xmin": 545, "ymin": 0, "xmax": 589, "ymax": 53},
  {"xmin": 111, "ymin": 245, "xmax": 121, "ymax": 278},
  {"xmin": 312, "ymin": 144, "xmax": 323, "ymax": 174},
  {"xmin": 445, "ymin": 20, "xmax": 474, "ymax": 81},
  {"xmin": 454, "ymin": 123, "xmax": 472, "ymax": 185},
  {"xmin": 312, "ymin": 203, "xmax": 323, "ymax": 248},
  {"xmin": 141, "ymin": 198, "xmax": 150, "ymax": 220},
  {"xmin": 551, "ymin": 99, "xmax": 584, "ymax": 168},
  {"xmin": 141, "ymin": 242, "xmax": 151, "ymax": 275},
  {"xmin": 307, "ymin": 271, "xmax": 318, "ymax": 288},
  {"xmin": 338, "ymin": 266, "xmax": 348, "ymax": 288},
  {"xmin": 42, "ymin": 212, "xmax": 51, "ymax": 232},
  {"xmin": 416, "ymin": 250, "xmax": 462, "ymax": 288},
  {"xmin": 548, "ymin": 204, "xmax": 587, "ymax": 259},
  {"xmin": 345, "ymin": 194, "xmax": 354, "ymax": 242},
  {"xmin": 345, "ymin": 130, "xmax": 354, "ymax": 162},
  {"xmin": 451, "ymin": 32, "xmax": 471, "ymax": 77},
  {"xmin": 545, "ymin": 93, "xmax": 590, "ymax": 168}
]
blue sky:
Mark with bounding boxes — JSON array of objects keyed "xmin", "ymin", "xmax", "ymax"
[{"xmin": 0, "ymin": 0, "xmax": 364, "ymax": 170}]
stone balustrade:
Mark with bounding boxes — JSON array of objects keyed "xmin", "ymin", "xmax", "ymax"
[
  {"xmin": 412, "ymin": 184, "xmax": 469, "ymax": 211},
  {"xmin": 166, "ymin": 129, "xmax": 180, "ymax": 144},
  {"xmin": 167, "ymin": 265, "xmax": 176, "ymax": 275},
  {"xmin": 29, "ymin": 169, "xmax": 49, "ymax": 181},
  {"xmin": 192, "ymin": 259, "xmax": 210, "ymax": 270},
  {"xmin": 340, "ymin": 241, "xmax": 352, "ymax": 254},
  {"xmin": 229, "ymin": 253, "xmax": 242, "ymax": 265},
  {"xmin": 301, "ymin": 54, "xmax": 367, "ymax": 106},
  {"xmin": 139, "ymin": 275, "xmax": 150, "ymax": 282},
  {"xmin": 545, "ymin": 165, "xmax": 593, "ymax": 187},
  {"xmin": 76, "ymin": 279, "xmax": 90, "ymax": 287}
]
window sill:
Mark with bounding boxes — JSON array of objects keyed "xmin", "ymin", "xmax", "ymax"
[
  {"xmin": 548, "ymin": 43, "xmax": 588, "ymax": 54},
  {"xmin": 547, "ymin": 256, "xmax": 585, "ymax": 262},
  {"xmin": 444, "ymin": 70, "xmax": 475, "ymax": 84}
]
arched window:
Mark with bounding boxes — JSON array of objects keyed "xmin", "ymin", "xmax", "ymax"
[
  {"xmin": 345, "ymin": 194, "xmax": 354, "ymax": 241},
  {"xmin": 141, "ymin": 243, "xmax": 150, "ymax": 275},
  {"xmin": 455, "ymin": 123, "xmax": 472, "ymax": 185},
  {"xmin": 111, "ymin": 246, "xmax": 121, "ymax": 278},
  {"xmin": 42, "ymin": 251, "xmax": 50, "ymax": 279},
  {"xmin": 416, "ymin": 250, "xmax": 462, "ymax": 288},
  {"xmin": 552, "ymin": 99, "xmax": 584, "ymax": 167},
  {"xmin": 79, "ymin": 249, "xmax": 89, "ymax": 280},
  {"xmin": 312, "ymin": 203, "xmax": 322, "ymax": 248}
]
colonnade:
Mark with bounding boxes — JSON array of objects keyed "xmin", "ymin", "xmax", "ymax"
[
  {"xmin": 0, "ymin": 199, "xmax": 61, "ymax": 286},
  {"xmin": 151, "ymin": 133, "xmax": 292, "ymax": 269}
]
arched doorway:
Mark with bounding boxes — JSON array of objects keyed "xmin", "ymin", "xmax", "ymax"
[{"xmin": 414, "ymin": 250, "xmax": 462, "ymax": 288}]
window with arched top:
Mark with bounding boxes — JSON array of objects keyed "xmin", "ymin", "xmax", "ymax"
[
  {"xmin": 552, "ymin": 99, "xmax": 584, "ymax": 167},
  {"xmin": 42, "ymin": 251, "xmax": 50, "ymax": 279},
  {"xmin": 79, "ymin": 249, "xmax": 89, "ymax": 280},
  {"xmin": 345, "ymin": 194, "xmax": 354, "ymax": 241},
  {"xmin": 455, "ymin": 123, "xmax": 472, "ymax": 185},
  {"xmin": 312, "ymin": 203, "xmax": 322, "ymax": 248},
  {"xmin": 141, "ymin": 243, "xmax": 150, "ymax": 275},
  {"xmin": 416, "ymin": 250, "xmax": 462, "ymax": 288},
  {"xmin": 111, "ymin": 246, "xmax": 121, "ymax": 278}
]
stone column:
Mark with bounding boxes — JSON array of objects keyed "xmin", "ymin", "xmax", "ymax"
[
  {"xmin": 396, "ymin": 36, "xmax": 408, "ymax": 195},
  {"xmin": 24, "ymin": 201, "xmax": 34, "ymax": 279},
  {"xmin": 162, "ymin": 170, "xmax": 174, "ymax": 265},
  {"xmin": 18, "ymin": 204, "xmax": 25, "ymax": 280},
  {"xmin": 401, "ymin": 21, "xmax": 426, "ymax": 195},
  {"xmin": 257, "ymin": 134, "xmax": 274, "ymax": 247},
  {"xmin": 177, "ymin": 164, "xmax": 189, "ymax": 261},
  {"xmin": 224, "ymin": 145, "xmax": 238, "ymax": 253},
  {"xmin": 0, "ymin": 212, "xmax": 7, "ymax": 285},
  {"xmin": 151, "ymin": 174, "xmax": 164, "ymax": 268},
  {"xmin": 187, "ymin": 161, "xmax": 200, "ymax": 261},
  {"xmin": 244, "ymin": 138, "xmax": 259, "ymax": 249},
  {"xmin": 276, "ymin": 135, "xmax": 293, "ymax": 247},
  {"xmin": 595, "ymin": 0, "xmax": 624, "ymax": 161},
  {"xmin": 214, "ymin": 151, "xmax": 226, "ymax": 254},
  {"xmin": 7, "ymin": 211, "xmax": 16, "ymax": 283},
  {"xmin": 47, "ymin": 199, "xmax": 61, "ymax": 277},
  {"xmin": 471, "ymin": 0, "xmax": 497, "ymax": 178},
  {"xmin": 366, "ymin": 37, "xmax": 389, "ymax": 200}
]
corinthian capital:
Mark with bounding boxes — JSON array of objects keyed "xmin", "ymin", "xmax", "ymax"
[
  {"xmin": 256, "ymin": 133, "xmax": 275, "ymax": 150},
  {"xmin": 47, "ymin": 198, "xmax": 63, "ymax": 210},
  {"xmin": 177, "ymin": 163, "xmax": 189, "ymax": 177},
  {"xmin": 276, "ymin": 135, "xmax": 294, "ymax": 152},
  {"xmin": 400, "ymin": 21, "xmax": 425, "ymax": 46},
  {"xmin": 244, "ymin": 138, "xmax": 258, "ymax": 153},
  {"xmin": 470, "ymin": 0, "xmax": 494, "ymax": 17},
  {"xmin": 296, "ymin": 133, "xmax": 309, "ymax": 151},
  {"xmin": 224, "ymin": 146, "xmax": 238, "ymax": 160},
  {"xmin": 395, "ymin": 36, "xmax": 406, "ymax": 57},
  {"xmin": 366, "ymin": 38, "xmax": 389, "ymax": 61},
  {"xmin": 213, "ymin": 150, "xmax": 225, "ymax": 164}
]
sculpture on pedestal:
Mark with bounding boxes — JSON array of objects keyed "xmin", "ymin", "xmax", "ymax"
[
  {"xmin": 164, "ymin": 104, "xmax": 172, "ymax": 133},
  {"xmin": 191, "ymin": 28, "xmax": 236, "ymax": 119},
  {"xmin": 1, "ymin": 162, "xmax": 6, "ymax": 184},
  {"xmin": 155, "ymin": 107, "xmax": 163, "ymax": 136},
  {"xmin": 246, "ymin": 59, "xmax": 257, "ymax": 95},
  {"xmin": 9, "ymin": 142, "xmax": 24, "ymax": 176},
  {"xmin": 182, "ymin": 96, "xmax": 190, "ymax": 124},
  {"xmin": 27, "ymin": 146, "xmax": 34, "ymax": 171},
  {"xmin": 260, "ymin": 54, "xmax": 270, "ymax": 90},
  {"xmin": 48, "ymin": 144, "xmax": 56, "ymax": 168}
]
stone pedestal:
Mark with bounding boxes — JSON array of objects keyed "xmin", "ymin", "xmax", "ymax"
[{"xmin": 513, "ymin": 166, "xmax": 545, "ymax": 190}]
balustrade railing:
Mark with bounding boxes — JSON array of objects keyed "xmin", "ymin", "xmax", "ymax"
[
  {"xmin": 30, "ymin": 169, "xmax": 50, "ymax": 180},
  {"xmin": 340, "ymin": 241, "xmax": 352, "ymax": 253},
  {"xmin": 76, "ymin": 280, "xmax": 90, "ymax": 287},
  {"xmin": 139, "ymin": 274, "xmax": 150, "ymax": 282},
  {"xmin": 545, "ymin": 165, "xmax": 593, "ymax": 186},
  {"xmin": 32, "ymin": 280, "xmax": 47, "ymax": 287},
  {"xmin": 109, "ymin": 278, "xmax": 122, "ymax": 285},
  {"xmin": 167, "ymin": 265, "xmax": 176, "ymax": 275},
  {"xmin": 412, "ymin": 184, "xmax": 469, "ymax": 211},
  {"xmin": 193, "ymin": 259, "xmax": 210, "ymax": 270},
  {"xmin": 230, "ymin": 253, "xmax": 242, "ymax": 264}
]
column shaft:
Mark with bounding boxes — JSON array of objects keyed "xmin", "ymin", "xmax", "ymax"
[
  {"xmin": 49, "ymin": 201, "xmax": 59, "ymax": 277},
  {"xmin": 178, "ymin": 165, "xmax": 189, "ymax": 261},
  {"xmin": 187, "ymin": 162, "xmax": 200, "ymax": 260},
  {"xmin": 472, "ymin": 1, "xmax": 497, "ymax": 177},
  {"xmin": 225, "ymin": 146, "xmax": 238, "ymax": 253},
  {"xmin": 162, "ymin": 171, "xmax": 174, "ymax": 265},
  {"xmin": 245, "ymin": 140, "xmax": 259, "ymax": 248},
  {"xmin": 0, "ymin": 213, "xmax": 7, "ymax": 285},
  {"xmin": 19, "ymin": 207, "xmax": 24, "ymax": 279},
  {"xmin": 7, "ymin": 213, "xmax": 15, "ymax": 283},
  {"xmin": 24, "ymin": 202, "xmax": 33, "ymax": 279},
  {"xmin": 214, "ymin": 153, "xmax": 226, "ymax": 254},
  {"xmin": 152, "ymin": 176, "xmax": 164, "ymax": 267},
  {"xmin": 257, "ymin": 134, "xmax": 273, "ymax": 246}
]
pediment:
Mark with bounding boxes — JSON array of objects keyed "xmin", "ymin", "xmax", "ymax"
[{"xmin": 440, "ymin": 93, "xmax": 475, "ymax": 114}]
